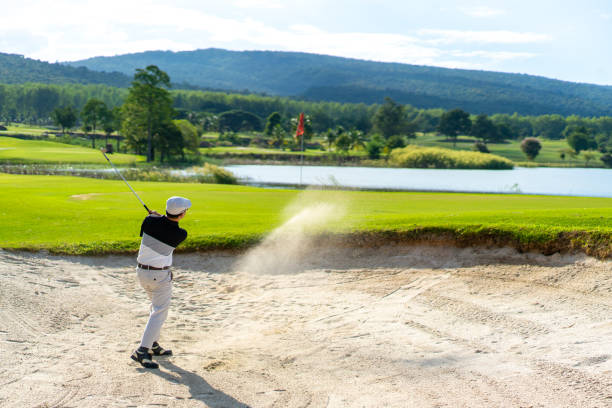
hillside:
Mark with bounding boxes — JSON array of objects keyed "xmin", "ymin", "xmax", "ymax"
[
  {"xmin": 0, "ymin": 53, "xmax": 130, "ymax": 87},
  {"xmin": 67, "ymin": 48, "xmax": 612, "ymax": 116}
]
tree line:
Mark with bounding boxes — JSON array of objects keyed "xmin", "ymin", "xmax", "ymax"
[{"xmin": 2, "ymin": 70, "xmax": 612, "ymax": 164}]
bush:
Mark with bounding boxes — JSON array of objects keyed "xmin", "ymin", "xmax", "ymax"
[
  {"xmin": 365, "ymin": 139, "xmax": 383, "ymax": 159},
  {"xmin": 473, "ymin": 141, "xmax": 490, "ymax": 153},
  {"xmin": 601, "ymin": 153, "xmax": 612, "ymax": 168},
  {"xmin": 520, "ymin": 137, "xmax": 542, "ymax": 160},
  {"xmin": 386, "ymin": 135, "xmax": 406, "ymax": 150},
  {"xmin": 188, "ymin": 163, "xmax": 237, "ymax": 184},
  {"xmin": 389, "ymin": 146, "xmax": 513, "ymax": 169},
  {"xmin": 0, "ymin": 164, "xmax": 237, "ymax": 184},
  {"xmin": 567, "ymin": 131, "xmax": 596, "ymax": 153}
]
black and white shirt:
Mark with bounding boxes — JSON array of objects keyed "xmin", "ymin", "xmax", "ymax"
[{"xmin": 137, "ymin": 215, "xmax": 187, "ymax": 268}]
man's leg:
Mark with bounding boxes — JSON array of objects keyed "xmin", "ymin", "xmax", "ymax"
[{"xmin": 139, "ymin": 270, "xmax": 172, "ymax": 349}]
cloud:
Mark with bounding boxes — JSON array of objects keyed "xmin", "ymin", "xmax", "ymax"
[
  {"xmin": 460, "ymin": 6, "xmax": 506, "ymax": 18},
  {"xmin": 231, "ymin": 0, "xmax": 285, "ymax": 8},
  {"xmin": 450, "ymin": 50, "xmax": 536, "ymax": 61},
  {"xmin": 420, "ymin": 29, "xmax": 551, "ymax": 44},
  {"xmin": 0, "ymin": 0, "xmax": 542, "ymax": 72}
]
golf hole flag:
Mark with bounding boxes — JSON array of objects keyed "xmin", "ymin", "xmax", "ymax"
[{"xmin": 294, "ymin": 112, "xmax": 305, "ymax": 142}]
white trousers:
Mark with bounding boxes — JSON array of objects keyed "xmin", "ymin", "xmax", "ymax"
[{"xmin": 137, "ymin": 267, "xmax": 172, "ymax": 349}]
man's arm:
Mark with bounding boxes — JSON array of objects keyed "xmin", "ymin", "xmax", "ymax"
[{"xmin": 139, "ymin": 211, "xmax": 162, "ymax": 237}]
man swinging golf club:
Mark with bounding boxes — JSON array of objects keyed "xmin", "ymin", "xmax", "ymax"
[{"xmin": 130, "ymin": 196, "xmax": 191, "ymax": 369}]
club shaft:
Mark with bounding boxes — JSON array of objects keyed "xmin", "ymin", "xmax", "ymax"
[{"xmin": 102, "ymin": 151, "xmax": 150, "ymax": 213}]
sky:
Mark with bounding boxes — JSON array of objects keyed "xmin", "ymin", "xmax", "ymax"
[{"xmin": 2, "ymin": 0, "xmax": 611, "ymax": 85}]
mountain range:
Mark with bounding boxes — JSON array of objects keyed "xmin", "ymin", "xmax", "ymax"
[
  {"xmin": 3, "ymin": 48, "xmax": 612, "ymax": 117},
  {"xmin": 65, "ymin": 49, "xmax": 612, "ymax": 116}
]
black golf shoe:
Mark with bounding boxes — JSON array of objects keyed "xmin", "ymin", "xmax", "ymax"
[
  {"xmin": 151, "ymin": 341, "xmax": 173, "ymax": 356},
  {"xmin": 130, "ymin": 347, "xmax": 159, "ymax": 369}
]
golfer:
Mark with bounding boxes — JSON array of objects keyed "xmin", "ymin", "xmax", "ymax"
[{"xmin": 131, "ymin": 196, "xmax": 191, "ymax": 369}]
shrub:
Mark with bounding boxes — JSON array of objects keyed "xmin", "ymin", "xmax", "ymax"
[
  {"xmin": 601, "ymin": 153, "xmax": 612, "ymax": 168},
  {"xmin": 189, "ymin": 163, "xmax": 237, "ymax": 184},
  {"xmin": 218, "ymin": 132, "xmax": 241, "ymax": 145},
  {"xmin": 473, "ymin": 141, "xmax": 490, "ymax": 153},
  {"xmin": 386, "ymin": 135, "xmax": 406, "ymax": 150},
  {"xmin": 365, "ymin": 139, "xmax": 383, "ymax": 159},
  {"xmin": 567, "ymin": 131, "xmax": 596, "ymax": 153},
  {"xmin": 520, "ymin": 137, "xmax": 542, "ymax": 160},
  {"xmin": 389, "ymin": 146, "xmax": 513, "ymax": 169}
]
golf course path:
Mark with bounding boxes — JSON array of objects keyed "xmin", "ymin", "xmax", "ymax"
[{"xmin": 0, "ymin": 245, "xmax": 611, "ymax": 407}]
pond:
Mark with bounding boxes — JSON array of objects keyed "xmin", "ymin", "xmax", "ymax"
[{"xmin": 224, "ymin": 165, "xmax": 612, "ymax": 197}]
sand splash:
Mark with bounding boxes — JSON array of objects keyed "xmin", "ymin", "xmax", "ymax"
[{"xmin": 234, "ymin": 198, "xmax": 345, "ymax": 274}]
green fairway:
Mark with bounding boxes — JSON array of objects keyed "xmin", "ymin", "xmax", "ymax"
[
  {"xmin": 0, "ymin": 124, "xmax": 51, "ymax": 136},
  {"xmin": 414, "ymin": 133, "xmax": 602, "ymax": 167},
  {"xmin": 0, "ymin": 136, "xmax": 144, "ymax": 164},
  {"xmin": 1, "ymin": 174, "xmax": 610, "ymax": 255}
]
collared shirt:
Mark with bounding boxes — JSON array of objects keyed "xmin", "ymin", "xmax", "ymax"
[{"xmin": 136, "ymin": 215, "xmax": 187, "ymax": 268}]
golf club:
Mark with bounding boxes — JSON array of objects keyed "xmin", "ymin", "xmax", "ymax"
[{"xmin": 100, "ymin": 148, "xmax": 151, "ymax": 213}]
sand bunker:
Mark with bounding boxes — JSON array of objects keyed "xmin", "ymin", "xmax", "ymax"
[{"xmin": 1, "ymin": 244, "xmax": 611, "ymax": 407}]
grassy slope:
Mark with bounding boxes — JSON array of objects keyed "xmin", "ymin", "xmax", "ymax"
[
  {"xmin": 0, "ymin": 124, "xmax": 51, "ymax": 136},
  {"xmin": 1, "ymin": 174, "xmax": 610, "ymax": 256},
  {"xmin": 414, "ymin": 133, "xmax": 602, "ymax": 167},
  {"xmin": 0, "ymin": 136, "xmax": 144, "ymax": 164},
  {"xmin": 202, "ymin": 131, "xmax": 603, "ymax": 167}
]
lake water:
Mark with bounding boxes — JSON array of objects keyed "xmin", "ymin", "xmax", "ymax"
[{"xmin": 225, "ymin": 165, "xmax": 612, "ymax": 197}]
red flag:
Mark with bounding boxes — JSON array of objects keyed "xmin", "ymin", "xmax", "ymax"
[{"xmin": 294, "ymin": 112, "xmax": 304, "ymax": 142}]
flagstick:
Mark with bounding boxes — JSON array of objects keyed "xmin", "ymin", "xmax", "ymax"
[{"xmin": 299, "ymin": 132, "xmax": 304, "ymax": 187}]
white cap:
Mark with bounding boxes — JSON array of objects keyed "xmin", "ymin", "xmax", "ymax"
[{"xmin": 166, "ymin": 196, "xmax": 191, "ymax": 216}]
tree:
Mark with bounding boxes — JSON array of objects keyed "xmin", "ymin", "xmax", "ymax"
[
  {"xmin": 264, "ymin": 112, "xmax": 282, "ymax": 136},
  {"xmin": 533, "ymin": 114, "xmax": 566, "ymax": 139},
  {"xmin": 325, "ymin": 128, "xmax": 337, "ymax": 151},
  {"xmin": 82, "ymin": 99, "xmax": 108, "ymax": 148},
  {"xmin": 102, "ymin": 106, "xmax": 122, "ymax": 150},
  {"xmin": 495, "ymin": 123, "xmax": 514, "ymax": 141},
  {"xmin": 156, "ymin": 121, "xmax": 184, "ymax": 162},
  {"xmin": 373, "ymin": 97, "xmax": 407, "ymax": 139},
  {"xmin": 601, "ymin": 153, "xmax": 612, "ymax": 168},
  {"xmin": 365, "ymin": 134, "xmax": 384, "ymax": 159},
  {"xmin": 51, "ymin": 106, "xmax": 77, "ymax": 134},
  {"xmin": 438, "ymin": 108, "xmax": 471, "ymax": 147},
  {"xmin": 567, "ymin": 127, "xmax": 596, "ymax": 154},
  {"xmin": 270, "ymin": 124, "xmax": 286, "ymax": 148},
  {"xmin": 30, "ymin": 86, "xmax": 60, "ymax": 122},
  {"xmin": 520, "ymin": 137, "xmax": 542, "ymax": 160},
  {"xmin": 218, "ymin": 110, "xmax": 262, "ymax": 132},
  {"xmin": 122, "ymin": 65, "xmax": 173, "ymax": 162},
  {"xmin": 82, "ymin": 99, "xmax": 107, "ymax": 134},
  {"xmin": 174, "ymin": 119, "xmax": 200, "ymax": 156},
  {"xmin": 386, "ymin": 135, "xmax": 406, "ymax": 150},
  {"xmin": 470, "ymin": 114, "xmax": 498, "ymax": 144},
  {"xmin": 347, "ymin": 129, "xmax": 367, "ymax": 150},
  {"xmin": 334, "ymin": 132, "xmax": 352, "ymax": 154}
]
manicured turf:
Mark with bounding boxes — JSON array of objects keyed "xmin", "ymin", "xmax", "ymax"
[
  {"xmin": 1, "ymin": 174, "xmax": 610, "ymax": 254},
  {"xmin": 0, "ymin": 124, "xmax": 51, "ymax": 136},
  {"xmin": 414, "ymin": 133, "xmax": 602, "ymax": 167},
  {"xmin": 0, "ymin": 136, "xmax": 144, "ymax": 164}
]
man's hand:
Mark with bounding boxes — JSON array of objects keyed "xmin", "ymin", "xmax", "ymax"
[{"xmin": 148, "ymin": 210, "xmax": 162, "ymax": 216}]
